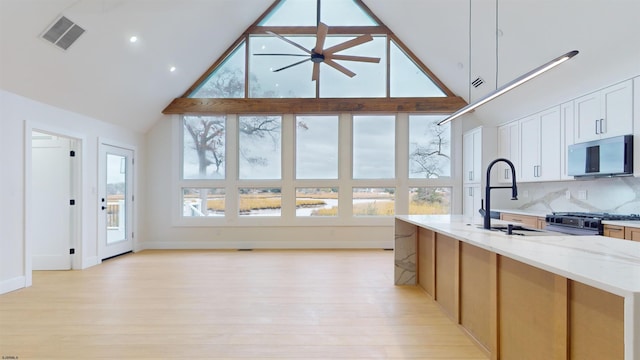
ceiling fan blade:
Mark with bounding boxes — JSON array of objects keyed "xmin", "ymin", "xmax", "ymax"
[
  {"xmin": 266, "ymin": 31, "xmax": 311, "ymax": 54},
  {"xmin": 323, "ymin": 34, "xmax": 373, "ymax": 55},
  {"xmin": 328, "ymin": 54, "xmax": 381, "ymax": 63},
  {"xmin": 324, "ymin": 59, "xmax": 356, "ymax": 78},
  {"xmin": 314, "ymin": 22, "xmax": 329, "ymax": 54},
  {"xmin": 312, "ymin": 62, "xmax": 320, "ymax": 81},
  {"xmin": 254, "ymin": 53, "xmax": 309, "ymax": 57},
  {"xmin": 272, "ymin": 58, "xmax": 311, "ymax": 72}
]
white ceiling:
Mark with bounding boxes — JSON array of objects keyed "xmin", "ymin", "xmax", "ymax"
[{"xmin": 1, "ymin": 0, "xmax": 639, "ymax": 133}]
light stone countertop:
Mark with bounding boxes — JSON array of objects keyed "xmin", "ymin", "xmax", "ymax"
[{"xmin": 396, "ymin": 214, "xmax": 640, "ymax": 297}]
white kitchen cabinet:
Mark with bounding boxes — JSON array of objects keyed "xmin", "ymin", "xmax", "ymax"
[
  {"xmin": 463, "ymin": 184, "xmax": 482, "ymax": 219},
  {"xmin": 463, "ymin": 128, "xmax": 482, "ymax": 184},
  {"xmin": 634, "ymin": 76, "xmax": 640, "ymax": 177},
  {"xmin": 497, "ymin": 121, "xmax": 520, "ymax": 183},
  {"xmin": 519, "ymin": 106, "xmax": 561, "ymax": 182},
  {"xmin": 575, "ymin": 79, "xmax": 633, "ymax": 143},
  {"xmin": 560, "ymin": 101, "xmax": 575, "ymax": 180},
  {"xmin": 462, "ymin": 127, "xmax": 496, "ymax": 218}
]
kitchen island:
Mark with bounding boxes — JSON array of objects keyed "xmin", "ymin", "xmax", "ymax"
[{"xmin": 395, "ymin": 215, "xmax": 640, "ymax": 360}]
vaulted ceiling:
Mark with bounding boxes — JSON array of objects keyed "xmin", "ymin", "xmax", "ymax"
[{"xmin": 1, "ymin": 0, "xmax": 638, "ymax": 133}]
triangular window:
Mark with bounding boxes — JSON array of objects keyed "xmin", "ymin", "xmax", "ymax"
[
  {"xmin": 259, "ymin": 0, "xmax": 378, "ymax": 26},
  {"xmin": 167, "ymin": 0, "xmax": 465, "ymax": 114},
  {"xmin": 390, "ymin": 40, "xmax": 446, "ymax": 98},
  {"xmin": 189, "ymin": 41, "xmax": 246, "ymax": 98}
]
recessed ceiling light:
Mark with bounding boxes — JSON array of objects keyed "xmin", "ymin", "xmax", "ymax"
[
  {"xmin": 169, "ymin": 66, "xmax": 176, "ymax": 72},
  {"xmin": 129, "ymin": 36, "xmax": 138, "ymax": 43}
]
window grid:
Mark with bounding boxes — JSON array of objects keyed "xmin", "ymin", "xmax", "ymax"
[{"xmin": 176, "ymin": 113, "xmax": 455, "ymax": 225}]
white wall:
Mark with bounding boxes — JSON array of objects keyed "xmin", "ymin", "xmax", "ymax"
[{"xmin": 0, "ymin": 89, "xmax": 145, "ymax": 294}]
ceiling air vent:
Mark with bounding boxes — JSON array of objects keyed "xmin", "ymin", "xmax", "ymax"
[
  {"xmin": 42, "ymin": 16, "xmax": 85, "ymax": 50},
  {"xmin": 471, "ymin": 77, "xmax": 485, "ymax": 88}
]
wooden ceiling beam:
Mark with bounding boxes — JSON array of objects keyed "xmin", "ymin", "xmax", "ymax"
[{"xmin": 162, "ymin": 97, "xmax": 467, "ymax": 115}]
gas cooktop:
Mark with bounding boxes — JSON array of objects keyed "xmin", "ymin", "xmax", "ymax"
[
  {"xmin": 545, "ymin": 212, "xmax": 640, "ymax": 235},
  {"xmin": 549, "ymin": 212, "xmax": 640, "ymax": 221}
]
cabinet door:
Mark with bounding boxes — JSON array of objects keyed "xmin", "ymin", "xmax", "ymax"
[
  {"xmin": 575, "ymin": 91, "xmax": 600, "ymax": 143},
  {"xmin": 463, "ymin": 185, "xmax": 482, "ymax": 219},
  {"xmin": 463, "ymin": 129, "xmax": 480, "ymax": 184},
  {"xmin": 560, "ymin": 101, "xmax": 575, "ymax": 180},
  {"xmin": 625, "ymin": 227, "xmax": 640, "ymax": 241},
  {"xmin": 497, "ymin": 122, "xmax": 520, "ymax": 183},
  {"xmin": 519, "ymin": 116, "xmax": 540, "ymax": 182},
  {"xmin": 537, "ymin": 107, "xmax": 561, "ymax": 181},
  {"xmin": 601, "ymin": 80, "xmax": 633, "ymax": 138}
]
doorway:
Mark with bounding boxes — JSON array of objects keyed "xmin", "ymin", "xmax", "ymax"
[
  {"xmin": 98, "ymin": 143, "xmax": 134, "ymax": 260},
  {"xmin": 31, "ymin": 131, "xmax": 78, "ymax": 270}
]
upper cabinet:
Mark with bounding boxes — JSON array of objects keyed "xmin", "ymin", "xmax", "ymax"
[
  {"xmin": 462, "ymin": 126, "xmax": 496, "ymax": 218},
  {"xmin": 575, "ymin": 79, "xmax": 633, "ymax": 143},
  {"xmin": 519, "ymin": 107, "xmax": 561, "ymax": 182},
  {"xmin": 463, "ymin": 128, "xmax": 482, "ymax": 184},
  {"xmin": 497, "ymin": 122, "xmax": 520, "ymax": 184},
  {"xmin": 559, "ymin": 101, "xmax": 575, "ymax": 180}
]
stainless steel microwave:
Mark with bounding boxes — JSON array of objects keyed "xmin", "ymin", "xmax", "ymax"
[{"xmin": 567, "ymin": 135, "xmax": 633, "ymax": 177}]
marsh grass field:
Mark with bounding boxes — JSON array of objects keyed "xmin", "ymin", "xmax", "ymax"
[{"xmin": 185, "ymin": 189, "xmax": 448, "ymax": 216}]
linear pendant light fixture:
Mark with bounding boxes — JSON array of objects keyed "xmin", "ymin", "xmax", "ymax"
[{"xmin": 437, "ymin": 50, "xmax": 579, "ymax": 126}]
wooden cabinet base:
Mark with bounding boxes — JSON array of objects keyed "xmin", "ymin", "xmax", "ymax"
[{"xmin": 411, "ymin": 222, "xmax": 624, "ymax": 359}]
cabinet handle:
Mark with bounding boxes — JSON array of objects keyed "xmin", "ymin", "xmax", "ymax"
[
  {"xmin": 469, "ymin": 171, "xmax": 473, "ymax": 181},
  {"xmin": 469, "ymin": 187, "xmax": 473, "ymax": 196},
  {"xmin": 609, "ymin": 228, "xmax": 622, "ymax": 232},
  {"xmin": 595, "ymin": 119, "xmax": 599, "ymax": 134},
  {"xmin": 599, "ymin": 118, "xmax": 605, "ymax": 134},
  {"xmin": 504, "ymin": 168, "xmax": 510, "ymax": 180}
]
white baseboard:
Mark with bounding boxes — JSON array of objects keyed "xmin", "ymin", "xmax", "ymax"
[
  {"xmin": 0, "ymin": 276, "xmax": 26, "ymax": 295},
  {"xmin": 136, "ymin": 239, "xmax": 393, "ymax": 250},
  {"xmin": 81, "ymin": 256, "xmax": 99, "ymax": 269}
]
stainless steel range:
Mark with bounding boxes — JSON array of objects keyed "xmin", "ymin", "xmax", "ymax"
[{"xmin": 545, "ymin": 212, "xmax": 640, "ymax": 235}]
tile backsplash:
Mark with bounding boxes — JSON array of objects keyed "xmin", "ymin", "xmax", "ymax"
[{"xmin": 490, "ymin": 176, "xmax": 640, "ymax": 214}]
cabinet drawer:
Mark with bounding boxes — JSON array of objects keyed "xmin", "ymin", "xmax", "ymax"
[
  {"xmin": 500, "ymin": 213, "xmax": 539, "ymax": 228},
  {"xmin": 603, "ymin": 225, "xmax": 625, "ymax": 239}
]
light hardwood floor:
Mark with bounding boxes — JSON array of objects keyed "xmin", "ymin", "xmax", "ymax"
[{"xmin": 0, "ymin": 250, "xmax": 487, "ymax": 359}]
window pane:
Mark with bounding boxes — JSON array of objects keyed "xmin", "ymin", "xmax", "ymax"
[
  {"xmin": 319, "ymin": 36, "xmax": 386, "ymax": 98},
  {"xmin": 189, "ymin": 42, "xmax": 245, "ymax": 98},
  {"xmin": 353, "ymin": 115, "xmax": 395, "ymax": 179},
  {"xmin": 239, "ymin": 188, "xmax": 282, "ymax": 217},
  {"xmin": 353, "ymin": 188, "xmax": 395, "ymax": 216},
  {"xmin": 390, "ymin": 40, "xmax": 446, "ymax": 97},
  {"xmin": 409, "ymin": 187, "xmax": 451, "ymax": 215},
  {"xmin": 183, "ymin": 116, "xmax": 226, "ymax": 179},
  {"xmin": 249, "ymin": 35, "xmax": 316, "ymax": 98},
  {"xmin": 238, "ymin": 116, "xmax": 282, "ymax": 179},
  {"xmin": 409, "ymin": 115, "xmax": 451, "ymax": 178},
  {"xmin": 296, "ymin": 188, "xmax": 338, "ymax": 217},
  {"xmin": 182, "ymin": 188, "xmax": 225, "ymax": 217},
  {"xmin": 321, "ymin": 0, "xmax": 379, "ymax": 26},
  {"xmin": 259, "ymin": 0, "xmax": 317, "ymax": 26},
  {"xmin": 296, "ymin": 115, "xmax": 339, "ymax": 179}
]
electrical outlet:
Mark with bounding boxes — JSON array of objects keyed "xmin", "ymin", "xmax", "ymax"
[
  {"xmin": 565, "ymin": 190, "xmax": 571, "ymax": 199},
  {"xmin": 577, "ymin": 190, "xmax": 587, "ymax": 200}
]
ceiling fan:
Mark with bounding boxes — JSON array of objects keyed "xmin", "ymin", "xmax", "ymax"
[{"xmin": 254, "ymin": 1, "xmax": 381, "ymax": 81}]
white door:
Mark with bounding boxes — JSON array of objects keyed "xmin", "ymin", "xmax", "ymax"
[
  {"xmin": 31, "ymin": 131, "xmax": 76, "ymax": 270},
  {"xmin": 99, "ymin": 144, "xmax": 134, "ymax": 260}
]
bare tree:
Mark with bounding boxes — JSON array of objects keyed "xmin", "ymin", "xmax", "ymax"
[{"xmin": 409, "ymin": 122, "xmax": 450, "ymax": 178}]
